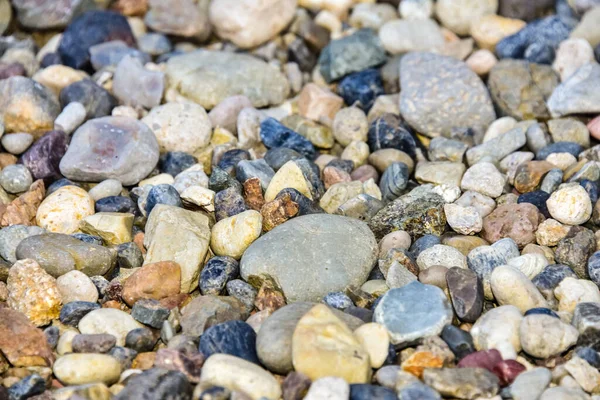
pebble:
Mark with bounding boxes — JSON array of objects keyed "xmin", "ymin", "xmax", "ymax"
[
  {"xmin": 210, "ymin": 210, "xmax": 262, "ymax": 260},
  {"xmin": 78, "ymin": 308, "xmax": 144, "ymax": 346},
  {"xmin": 53, "ymin": 353, "xmax": 121, "ymax": 385},
  {"xmin": 554, "ymin": 277, "xmax": 600, "ymax": 313},
  {"xmin": 519, "ymin": 314, "xmax": 578, "ymax": 358},
  {"xmin": 35, "ymin": 185, "xmax": 94, "ymax": 234},
  {"xmin": 547, "ymin": 62, "xmax": 600, "ymax": 118},
  {"xmin": 56, "ymin": 270, "xmax": 98, "ymax": 304},
  {"xmin": 88, "ymin": 180, "xmax": 123, "ymax": 201},
  {"xmin": 422, "ymin": 368, "xmax": 499, "ymax": 399},
  {"xmin": 304, "ymin": 377, "xmax": 349, "ymax": 400},
  {"xmin": 0, "ymin": 164, "xmax": 32, "ymax": 194},
  {"xmin": 1, "ymin": 132, "xmax": 33, "ymax": 154},
  {"xmin": 354, "ymin": 323, "xmax": 389, "ymax": 369},
  {"xmin": 481, "ymin": 203, "xmax": 541, "ymax": 248},
  {"xmin": 379, "ymin": 19, "xmax": 444, "ymax": 55},
  {"xmin": 200, "ymin": 320, "xmax": 259, "ymax": 363},
  {"xmin": 471, "ymin": 305, "xmax": 523, "ymax": 359},
  {"xmin": 446, "ymin": 267, "xmax": 484, "ymax": 323},
  {"xmin": 553, "ymin": 38, "xmax": 596, "ymax": 82}
]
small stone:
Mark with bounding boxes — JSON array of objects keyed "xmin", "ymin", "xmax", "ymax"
[
  {"xmin": 260, "ymin": 118, "xmax": 316, "ymax": 160},
  {"xmin": 210, "ymin": 210, "xmax": 262, "ymax": 260},
  {"xmin": 145, "ymin": 0, "xmax": 209, "ymax": 39},
  {"xmin": 60, "ymin": 79, "xmax": 116, "ymax": 119},
  {"xmin": 114, "ymin": 368, "xmax": 193, "ymax": 400},
  {"xmin": 0, "ymin": 164, "xmax": 32, "ymax": 194},
  {"xmin": 444, "ymin": 204, "xmax": 483, "ymax": 236},
  {"xmin": 470, "ymin": 14, "xmax": 526, "ymax": 51},
  {"xmin": 565, "ymin": 356, "xmax": 600, "ymax": 393},
  {"xmin": 333, "ymin": 107, "xmax": 368, "ymax": 146},
  {"xmin": 547, "ymin": 183, "xmax": 592, "ymax": 225},
  {"xmin": 354, "ymin": 323, "xmax": 389, "ymax": 369},
  {"xmin": 200, "ymin": 354, "xmax": 281, "ymax": 400},
  {"xmin": 416, "ymin": 244, "xmax": 467, "ymax": 271},
  {"xmin": 509, "ymin": 367, "xmax": 552, "ymax": 400},
  {"xmin": 374, "ymin": 281, "xmax": 452, "ymax": 345},
  {"xmin": 547, "ymin": 62, "xmax": 600, "ymax": 118},
  {"xmin": 466, "ymin": 49, "xmax": 498, "ymax": 76},
  {"xmin": 56, "ymin": 270, "xmax": 98, "ymax": 304},
  {"xmin": 35, "ymin": 185, "xmax": 94, "ymax": 234},
  {"xmin": 555, "ymin": 226, "xmax": 596, "ymax": 279},
  {"xmin": 555, "ymin": 277, "xmax": 600, "ymax": 313},
  {"xmin": 399, "ymin": 52, "xmax": 496, "ymax": 138},
  {"xmin": 0, "ymin": 308, "xmax": 54, "ymax": 367},
  {"xmin": 78, "ymin": 212, "xmax": 133, "ymax": 246},
  {"xmin": 78, "ymin": 308, "xmax": 144, "ymax": 346},
  {"xmin": 20, "ymin": 130, "xmax": 68, "ymax": 183},
  {"xmin": 318, "ymin": 29, "xmax": 386, "ymax": 83},
  {"xmin": 200, "ymin": 320, "xmax": 258, "ymax": 364},
  {"xmin": 122, "ymin": 261, "xmax": 181, "ymax": 307},
  {"xmin": 490, "ymin": 265, "xmax": 547, "ymax": 313},
  {"xmin": 59, "ymin": 301, "xmax": 100, "ymax": 327},
  {"xmin": 553, "ymin": 38, "xmax": 596, "ymax": 82},
  {"xmin": 446, "ymin": 267, "xmax": 484, "ymax": 323},
  {"xmin": 460, "ymin": 162, "xmax": 506, "ymax": 198},
  {"xmin": 471, "ymin": 305, "xmax": 522, "ymax": 360},
  {"xmin": 337, "ymin": 69, "xmax": 384, "ymax": 112},
  {"xmin": 422, "ymin": 368, "xmax": 499, "ymax": 399},
  {"xmin": 181, "ymin": 294, "xmax": 248, "ymax": 337},
  {"xmin": 72, "ymin": 333, "xmax": 116, "ymax": 353},
  {"xmin": 379, "ymin": 19, "xmax": 444, "ymax": 55},
  {"xmin": 53, "ymin": 353, "xmax": 121, "ymax": 386},
  {"xmin": 131, "ymin": 299, "xmax": 170, "ymax": 329},
  {"xmin": 1, "ymin": 132, "xmax": 33, "ymax": 155},
  {"xmin": 520, "ymin": 314, "xmax": 578, "ymax": 358}
]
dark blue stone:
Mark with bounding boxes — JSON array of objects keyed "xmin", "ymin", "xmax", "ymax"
[
  {"xmin": 200, "ymin": 256, "xmax": 239, "ymax": 295},
  {"xmin": 496, "ymin": 16, "xmax": 575, "ymax": 64},
  {"xmin": 215, "ymin": 186, "xmax": 248, "ymax": 221},
  {"xmin": 575, "ymin": 347, "xmax": 600, "ymax": 368},
  {"xmin": 226, "ymin": 279, "xmax": 257, "ymax": 311},
  {"xmin": 337, "ymin": 69, "xmax": 385, "ymax": 112},
  {"xmin": 114, "ymin": 368, "xmax": 193, "ymax": 400},
  {"xmin": 217, "ymin": 149, "xmax": 251, "ymax": 176},
  {"xmin": 368, "ymin": 265, "xmax": 385, "ymax": 281},
  {"xmin": 383, "ymin": 343, "xmax": 397, "ymax": 365},
  {"xmin": 350, "ymin": 384, "xmax": 396, "ymax": 400},
  {"xmin": 367, "ymin": 113, "xmax": 416, "ymax": 158},
  {"xmin": 441, "ymin": 324, "xmax": 475, "ymax": 360},
  {"xmin": 72, "ymin": 233, "xmax": 104, "ymax": 246},
  {"xmin": 58, "ymin": 11, "xmax": 136, "ymax": 71},
  {"xmin": 260, "ymin": 118, "xmax": 316, "ymax": 159},
  {"xmin": 46, "ymin": 178, "xmax": 79, "ymax": 196},
  {"xmin": 536, "ymin": 141, "xmax": 583, "ymax": 160},
  {"xmin": 209, "ymin": 167, "xmax": 243, "ymax": 193},
  {"xmin": 326, "ymin": 159, "xmax": 354, "ymax": 174},
  {"xmin": 159, "ymin": 152, "xmax": 197, "ymax": 177},
  {"xmin": 587, "ymin": 251, "xmax": 600, "ymax": 287},
  {"xmin": 323, "ymin": 292, "xmax": 354, "ymax": 310},
  {"xmin": 59, "ymin": 301, "xmax": 101, "ymax": 327},
  {"xmin": 125, "ymin": 328, "xmax": 157, "ymax": 353},
  {"xmin": 294, "ymin": 158, "xmax": 325, "ymax": 200},
  {"xmin": 59, "ymin": 79, "xmax": 117, "ymax": 118},
  {"xmin": 235, "ymin": 159, "xmax": 275, "ymax": 191},
  {"xmin": 409, "ymin": 234, "xmax": 441, "ymax": 259},
  {"xmin": 275, "ymin": 188, "xmax": 324, "ymax": 215},
  {"xmin": 398, "ymin": 382, "xmax": 442, "ymax": 400},
  {"xmin": 145, "ymin": 184, "xmax": 182, "ymax": 215},
  {"xmin": 116, "ymin": 242, "xmax": 144, "ymax": 269},
  {"xmin": 109, "ymin": 346, "xmax": 138, "ymax": 370},
  {"xmin": 517, "ymin": 190, "xmax": 550, "ymax": 218},
  {"xmin": 532, "ymin": 264, "xmax": 578, "ymax": 295},
  {"xmin": 380, "ymin": 162, "xmax": 409, "ymax": 202},
  {"xmin": 44, "ymin": 326, "xmax": 59, "ymax": 349},
  {"xmin": 524, "ymin": 307, "xmax": 560, "ymax": 318},
  {"xmin": 199, "ymin": 320, "xmax": 259, "ymax": 364},
  {"xmin": 580, "ymin": 179, "xmax": 599, "ymax": 204},
  {"xmin": 263, "ymin": 147, "xmax": 303, "ymax": 171},
  {"xmin": 95, "ymin": 195, "xmax": 138, "ymax": 214},
  {"xmin": 7, "ymin": 374, "xmax": 46, "ymax": 400},
  {"xmin": 131, "ymin": 299, "xmax": 170, "ymax": 329},
  {"xmin": 40, "ymin": 52, "xmax": 62, "ymax": 68}
]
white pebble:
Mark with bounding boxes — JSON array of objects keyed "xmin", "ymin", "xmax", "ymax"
[
  {"xmin": 54, "ymin": 102, "xmax": 86, "ymax": 134},
  {"xmin": 1, "ymin": 133, "xmax": 33, "ymax": 154}
]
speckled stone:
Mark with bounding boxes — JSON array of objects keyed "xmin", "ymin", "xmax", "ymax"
[
  {"xmin": 200, "ymin": 320, "xmax": 259, "ymax": 364},
  {"xmin": 467, "ymin": 238, "xmax": 520, "ymax": 299},
  {"xmin": 36, "ymin": 185, "xmax": 94, "ymax": 234},
  {"xmin": 446, "ymin": 267, "xmax": 484, "ymax": 323}
]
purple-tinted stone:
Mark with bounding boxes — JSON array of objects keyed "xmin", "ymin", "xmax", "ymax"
[
  {"xmin": 199, "ymin": 320, "xmax": 259, "ymax": 364},
  {"xmin": 58, "ymin": 11, "xmax": 136, "ymax": 71},
  {"xmin": 60, "ymin": 79, "xmax": 117, "ymax": 119},
  {"xmin": 492, "ymin": 359, "xmax": 526, "ymax": 386},
  {"xmin": 159, "ymin": 152, "xmax": 197, "ymax": 177},
  {"xmin": 19, "ymin": 130, "xmax": 68, "ymax": 184},
  {"xmin": 0, "ymin": 62, "xmax": 27, "ymax": 80},
  {"xmin": 457, "ymin": 349, "xmax": 503, "ymax": 371},
  {"xmin": 215, "ymin": 186, "xmax": 247, "ymax": 221},
  {"xmin": 218, "ymin": 149, "xmax": 251, "ymax": 177}
]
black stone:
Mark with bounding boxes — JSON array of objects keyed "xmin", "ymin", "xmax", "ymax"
[
  {"xmin": 517, "ymin": 190, "xmax": 550, "ymax": 218},
  {"xmin": 409, "ymin": 234, "xmax": 441, "ymax": 259},
  {"xmin": 159, "ymin": 152, "xmax": 197, "ymax": 177},
  {"xmin": 19, "ymin": 129, "xmax": 68, "ymax": 184},
  {"xmin": 72, "ymin": 233, "xmax": 104, "ymax": 246},
  {"xmin": 95, "ymin": 196, "xmax": 138, "ymax": 214},
  {"xmin": 209, "ymin": 167, "xmax": 243, "ymax": 193},
  {"xmin": 199, "ymin": 320, "xmax": 259, "ymax": 364},
  {"xmin": 294, "ymin": 158, "xmax": 325, "ymax": 200},
  {"xmin": 580, "ymin": 179, "xmax": 599, "ymax": 204},
  {"xmin": 145, "ymin": 184, "xmax": 182, "ymax": 215},
  {"xmin": 379, "ymin": 162, "xmax": 409, "ymax": 202},
  {"xmin": 58, "ymin": 11, "xmax": 136, "ymax": 71},
  {"xmin": 441, "ymin": 325, "xmax": 475, "ymax": 360},
  {"xmin": 338, "ymin": 69, "xmax": 384, "ymax": 112},
  {"xmin": 215, "ymin": 186, "xmax": 247, "ymax": 221},
  {"xmin": 350, "ymin": 384, "xmax": 396, "ymax": 400},
  {"xmin": 132, "ymin": 299, "xmax": 170, "ymax": 329},
  {"xmin": 116, "ymin": 242, "xmax": 144, "ymax": 270},
  {"xmin": 367, "ymin": 113, "xmax": 416, "ymax": 158},
  {"xmin": 44, "ymin": 326, "xmax": 59, "ymax": 349},
  {"xmin": 323, "ymin": 292, "xmax": 354, "ymax": 310},
  {"xmin": 235, "ymin": 159, "xmax": 275, "ymax": 191},
  {"xmin": 536, "ymin": 141, "xmax": 583, "ymax": 160},
  {"xmin": 263, "ymin": 147, "xmax": 303, "ymax": 171},
  {"xmin": 7, "ymin": 374, "xmax": 45, "ymax": 400},
  {"xmin": 446, "ymin": 267, "xmax": 484, "ymax": 323},
  {"xmin": 126, "ymin": 328, "xmax": 157, "ymax": 353},
  {"xmin": 199, "ymin": 256, "xmax": 239, "ymax": 296},
  {"xmin": 217, "ymin": 149, "xmax": 251, "ymax": 177},
  {"xmin": 524, "ymin": 307, "xmax": 560, "ymax": 318},
  {"xmin": 59, "ymin": 301, "xmax": 101, "ymax": 327},
  {"xmin": 288, "ymin": 38, "xmax": 317, "ymax": 73},
  {"xmin": 59, "ymin": 79, "xmax": 117, "ymax": 118},
  {"xmin": 109, "ymin": 346, "xmax": 138, "ymax": 370},
  {"xmin": 275, "ymin": 188, "xmax": 324, "ymax": 215},
  {"xmin": 260, "ymin": 118, "xmax": 316, "ymax": 159},
  {"xmin": 114, "ymin": 368, "xmax": 192, "ymax": 400}
]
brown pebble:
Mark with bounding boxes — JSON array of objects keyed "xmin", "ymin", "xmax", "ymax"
[
  {"xmin": 0, "ymin": 153, "xmax": 18, "ymax": 169},
  {"xmin": 132, "ymin": 352, "xmax": 156, "ymax": 370},
  {"xmin": 260, "ymin": 194, "xmax": 299, "ymax": 232},
  {"xmin": 122, "ymin": 261, "xmax": 181, "ymax": 307},
  {"xmin": 350, "ymin": 164, "xmax": 379, "ymax": 183},
  {"xmin": 323, "ymin": 165, "xmax": 352, "ymax": 189},
  {"xmin": 254, "ymin": 278, "xmax": 286, "ymax": 313},
  {"xmin": 418, "ymin": 266, "xmax": 449, "ymax": 290},
  {"xmin": 513, "ymin": 161, "xmax": 555, "ymax": 193},
  {"xmin": 243, "ymin": 177, "xmax": 265, "ymax": 211},
  {"xmin": 481, "ymin": 203, "xmax": 542, "ymax": 248},
  {"xmin": 0, "ymin": 180, "xmax": 44, "ymax": 227}
]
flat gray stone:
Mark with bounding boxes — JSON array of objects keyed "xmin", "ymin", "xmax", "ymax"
[
  {"xmin": 399, "ymin": 52, "xmax": 496, "ymax": 138},
  {"xmin": 166, "ymin": 50, "xmax": 290, "ymax": 109},
  {"xmin": 374, "ymin": 280, "xmax": 453, "ymax": 344},
  {"xmin": 240, "ymin": 214, "xmax": 378, "ymax": 302},
  {"xmin": 509, "ymin": 368, "xmax": 551, "ymax": 400},
  {"xmin": 0, "ymin": 225, "xmax": 45, "ymax": 263},
  {"xmin": 547, "ymin": 62, "xmax": 600, "ymax": 118}
]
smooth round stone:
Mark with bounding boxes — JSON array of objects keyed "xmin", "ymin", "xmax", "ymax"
[
  {"xmin": 0, "ymin": 224, "xmax": 45, "ymax": 263},
  {"xmin": 323, "ymin": 292, "xmax": 354, "ymax": 310},
  {"xmin": 441, "ymin": 325, "xmax": 475, "ymax": 360},
  {"xmin": 333, "ymin": 107, "xmax": 368, "ymax": 146},
  {"xmin": 59, "ymin": 116, "xmax": 159, "ymax": 186},
  {"xmin": 125, "ymin": 327, "xmax": 156, "ymax": 353},
  {"xmin": 490, "ymin": 266, "xmax": 547, "ymax": 313},
  {"xmin": 1, "ymin": 132, "xmax": 33, "ymax": 154},
  {"xmin": 367, "ymin": 114, "xmax": 416, "ymax": 158},
  {"xmin": 36, "ymin": 186, "xmax": 94, "ymax": 234},
  {"xmin": 471, "ymin": 305, "xmax": 523, "ymax": 360},
  {"xmin": 137, "ymin": 33, "xmax": 172, "ymax": 56},
  {"xmin": 88, "ymin": 179, "xmax": 122, "ymax": 201},
  {"xmin": 78, "ymin": 308, "xmax": 144, "ymax": 346},
  {"xmin": 53, "ymin": 353, "xmax": 121, "ymax": 385},
  {"xmin": 354, "ymin": 323, "xmax": 390, "ymax": 369},
  {"xmin": 200, "ymin": 256, "xmax": 239, "ymax": 296},
  {"xmin": 509, "ymin": 368, "xmax": 552, "ymax": 400},
  {"xmin": 145, "ymin": 184, "xmax": 182, "ymax": 215},
  {"xmin": 379, "ymin": 230, "xmax": 412, "ymax": 257},
  {"xmin": 409, "ymin": 234, "xmax": 441, "ymax": 259},
  {"xmin": 437, "ymin": 0, "xmax": 498, "ymax": 35},
  {"xmin": 0, "ymin": 164, "xmax": 32, "ymax": 193},
  {"xmin": 547, "ymin": 183, "xmax": 592, "ymax": 225},
  {"xmin": 461, "ymin": 162, "xmax": 506, "ymax": 199},
  {"xmin": 555, "ymin": 277, "xmax": 600, "ymax": 313},
  {"xmin": 417, "ymin": 244, "xmax": 467, "ymax": 271},
  {"xmin": 210, "ymin": 210, "xmax": 262, "ymax": 260},
  {"xmin": 56, "ymin": 270, "xmax": 98, "ymax": 303},
  {"xmin": 199, "ymin": 320, "xmax": 259, "ymax": 364},
  {"xmin": 241, "ymin": 214, "xmax": 377, "ymax": 302},
  {"xmin": 506, "ymin": 253, "xmax": 548, "ymax": 279},
  {"xmin": 256, "ymin": 302, "xmax": 363, "ymax": 375},
  {"xmin": 374, "ymin": 281, "xmax": 453, "ymax": 345},
  {"xmin": 519, "ymin": 314, "xmax": 578, "ymax": 358},
  {"xmin": 379, "ymin": 18, "xmax": 444, "ymax": 55}
]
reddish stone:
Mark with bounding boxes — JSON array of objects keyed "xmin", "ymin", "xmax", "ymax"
[
  {"xmin": 513, "ymin": 161, "xmax": 555, "ymax": 193},
  {"xmin": 589, "ymin": 116, "xmax": 600, "ymax": 141},
  {"xmin": 0, "ymin": 308, "xmax": 55, "ymax": 367},
  {"xmin": 351, "ymin": 164, "xmax": 379, "ymax": 183},
  {"xmin": 132, "ymin": 352, "xmax": 156, "ymax": 370},
  {"xmin": 481, "ymin": 203, "xmax": 543, "ymax": 248},
  {"xmin": 122, "ymin": 261, "xmax": 181, "ymax": 307},
  {"xmin": 260, "ymin": 193, "xmax": 299, "ymax": 232},
  {"xmin": 457, "ymin": 349, "xmax": 503, "ymax": 372},
  {"xmin": 159, "ymin": 294, "xmax": 190, "ymax": 310},
  {"xmin": 255, "ymin": 278, "xmax": 286, "ymax": 313},
  {"xmin": 493, "ymin": 359, "xmax": 526, "ymax": 386},
  {"xmin": 323, "ymin": 166, "xmax": 352, "ymax": 189},
  {"xmin": 243, "ymin": 177, "xmax": 265, "ymax": 211},
  {"xmin": 133, "ymin": 231, "xmax": 146, "ymax": 255},
  {"xmin": 0, "ymin": 63, "xmax": 26, "ymax": 80}
]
